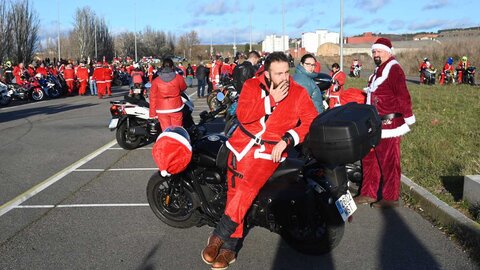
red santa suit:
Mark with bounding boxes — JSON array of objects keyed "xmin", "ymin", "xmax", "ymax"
[
  {"xmin": 147, "ymin": 65, "xmax": 154, "ymax": 82},
  {"xmin": 440, "ymin": 62, "xmax": 454, "ymax": 85},
  {"xmin": 64, "ymin": 65, "xmax": 75, "ymax": 94},
  {"xmin": 209, "ymin": 60, "xmax": 222, "ymax": 90},
  {"xmin": 457, "ymin": 59, "xmax": 470, "ymax": 84},
  {"xmin": 149, "ymin": 68, "xmax": 187, "ymax": 130},
  {"xmin": 13, "ymin": 65, "xmax": 26, "ymax": 85},
  {"xmin": 104, "ymin": 65, "xmax": 113, "ymax": 96},
  {"xmin": 328, "ymin": 70, "xmax": 346, "ymax": 108},
  {"xmin": 76, "ymin": 65, "xmax": 89, "ymax": 95},
  {"xmin": 223, "ymin": 72, "xmax": 318, "ymax": 239},
  {"xmin": 92, "ymin": 63, "xmax": 106, "ymax": 98},
  {"xmin": 361, "ymin": 38, "xmax": 415, "ymax": 202},
  {"xmin": 36, "ymin": 66, "xmax": 48, "ymax": 77}
]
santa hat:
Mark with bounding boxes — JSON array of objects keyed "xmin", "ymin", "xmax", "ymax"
[
  {"xmin": 372, "ymin": 38, "xmax": 393, "ymax": 54},
  {"xmin": 152, "ymin": 127, "xmax": 192, "ymax": 177}
]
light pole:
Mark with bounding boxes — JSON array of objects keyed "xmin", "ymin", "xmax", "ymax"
[
  {"xmin": 134, "ymin": 0, "xmax": 138, "ymax": 62},
  {"xmin": 282, "ymin": 0, "xmax": 285, "ymax": 52},
  {"xmin": 94, "ymin": 21, "xmax": 98, "ymax": 60},
  {"xmin": 340, "ymin": 0, "xmax": 344, "ymax": 71},
  {"xmin": 57, "ymin": 0, "xmax": 60, "ymax": 61},
  {"xmin": 249, "ymin": 14, "xmax": 252, "ymax": 51}
]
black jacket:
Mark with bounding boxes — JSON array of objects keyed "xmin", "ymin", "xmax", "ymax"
[
  {"xmin": 195, "ymin": 65, "xmax": 207, "ymax": 80},
  {"xmin": 232, "ymin": 61, "xmax": 256, "ymax": 93}
]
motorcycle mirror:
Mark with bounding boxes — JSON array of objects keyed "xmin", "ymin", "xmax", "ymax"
[{"xmin": 216, "ymin": 92, "xmax": 225, "ymax": 102}]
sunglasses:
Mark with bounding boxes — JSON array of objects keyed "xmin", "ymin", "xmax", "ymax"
[{"xmin": 303, "ymin": 62, "xmax": 316, "ymax": 67}]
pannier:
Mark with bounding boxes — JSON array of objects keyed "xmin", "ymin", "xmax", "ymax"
[{"xmin": 307, "ymin": 102, "xmax": 381, "ymax": 164}]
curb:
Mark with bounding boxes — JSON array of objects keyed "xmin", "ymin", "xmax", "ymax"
[{"xmin": 400, "ymin": 174, "xmax": 480, "ymax": 260}]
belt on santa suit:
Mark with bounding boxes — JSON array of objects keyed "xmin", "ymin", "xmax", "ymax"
[{"xmin": 238, "ymin": 122, "xmax": 278, "ymax": 146}]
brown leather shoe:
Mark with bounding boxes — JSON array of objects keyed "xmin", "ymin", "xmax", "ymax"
[
  {"xmin": 201, "ymin": 235, "xmax": 224, "ymax": 265},
  {"xmin": 211, "ymin": 249, "xmax": 236, "ymax": 270},
  {"xmin": 371, "ymin": 199, "xmax": 399, "ymax": 208},
  {"xmin": 354, "ymin": 195, "xmax": 376, "ymax": 205}
]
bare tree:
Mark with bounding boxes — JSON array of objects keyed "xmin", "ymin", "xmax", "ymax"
[
  {"xmin": 8, "ymin": 0, "xmax": 39, "ymax": 64},
  {"xmin": 0, "ymin": 0, "xmax": 12, "ymax": 63},
  {"xmin": 72, "ymin": 7, "xmax": 96, "ymax": 60}
]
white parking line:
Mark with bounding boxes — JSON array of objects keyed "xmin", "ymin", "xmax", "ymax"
[
  {"xmin": 74, "ymin": 168, "xmax": 158, "ymax": 172},
  {"xmin": 15, "ymin": 203, "xmax": 149, "ymax": 209},
  {"xmin": 0, "ymin": 139, "xmax": 117, "ymax": 217}
]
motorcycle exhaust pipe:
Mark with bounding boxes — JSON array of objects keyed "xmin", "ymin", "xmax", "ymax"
[{"xmin": 129, "ymin": 126, "xmax": 148, "ymax": 136}]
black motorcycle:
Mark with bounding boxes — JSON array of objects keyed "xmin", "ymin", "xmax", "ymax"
[{"xmin": 147, "ymin": 102, "xmax": 381, "ymax": 255}]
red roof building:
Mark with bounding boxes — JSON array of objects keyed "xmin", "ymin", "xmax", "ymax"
[{"xmin": 346, "ymin": 32, "xmax": 379, "ymax": 44}]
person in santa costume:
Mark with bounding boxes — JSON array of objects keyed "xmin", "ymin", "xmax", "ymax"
[
  {"xmin": 328, "ymin": 62, "xmax": 347, "ymax": 109},
  {"xmin": 149, "ymin": 58, "xmax": 187, "ymax": 131},
  {"xmin": 64, "ymin": 63, "xmax": 75, "ymax": 95},
  {"xmin": 439, "ymin": 57, "xmax": 455, "ymax": 85},
  {"xmin": 201, "ymin": 52, "xmax": 318, "ymax": 270},
  {"xmin": 354, "ymin": 38, "xmax": 416, "ymax": 208},
  {"xmin": 76, "ymin": 62, "xmax": 89, "ymax": 96},
  {"xmin": 92, "ymin": 62, "xmax": 106, "ymax": 99}
]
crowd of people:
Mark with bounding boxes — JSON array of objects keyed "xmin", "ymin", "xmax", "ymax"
[{"xmin": 419, "ymin": 55, "xmax": 475, "ymax": 85}]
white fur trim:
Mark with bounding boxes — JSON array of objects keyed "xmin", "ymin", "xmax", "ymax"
[
  {"xmin": 381, "ymin": 123, "xmax": 411, "ymax": 138},
  {"xmin": 404, "ymin": 115, "xmax": 416, "ymax": 125},
  {"xmin": 366, "ymin": 60, "xmax": 399, "ymax": 104},
  {"xmin": 372, "ymin": 43, "xmax": 392, "ymax": 54},
  {"xmin": 156, "ymin": 131, "xmax": 192, "ymax": 151},
  {"xmin": 155, "ymin": 104, "xmax": 184, "ymax": 114},
  {"xmin": 287, "ymin": 130, "xmax": 300, "ymax": 146},
  {"xmin": 226, "ymin": 140, "xmax": 255, "ymax": 161},
  {"xmin": 160, "ymin": 170, "xmax": 171, "ymax": 177},
  {"xmin": 264, "ymin": 94, "xmax": 272, "ymax": 114}
]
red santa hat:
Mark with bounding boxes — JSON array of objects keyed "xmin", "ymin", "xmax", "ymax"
[
  {"xmin": 152, "ymin": 127, "xmax": 192, "ymax": 177},
  {"xmin": 371, "ymin": 38, "xmax": 393, "ymax": 54}
]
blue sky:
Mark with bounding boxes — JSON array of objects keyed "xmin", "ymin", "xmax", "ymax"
[{"xmin": 34, "ymin": 0, "xmax": 480, "ymax": 45}]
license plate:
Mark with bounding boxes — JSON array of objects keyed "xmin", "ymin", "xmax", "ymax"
[
  {"xmin": 335, "ymin": 190, "xmax": 357, "ymax": 221},
  {"xmin": 108, "ymin": 118, "xmax": 119, "ymax": 129}
]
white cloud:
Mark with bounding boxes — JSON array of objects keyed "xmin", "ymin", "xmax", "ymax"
[
  {"xmin": 354, "ymin": 0, "xmax": 391, "ymax": 13},
  {"xmin": 422, "ymin": 0, "xmax": 449, "ymax": 10}
]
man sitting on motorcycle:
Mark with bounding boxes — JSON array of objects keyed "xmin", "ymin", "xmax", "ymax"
[
  {"xmin": 349, "ymin": 58, "xmax": 361, "ymax": 77},
  {"xmin": 440, "ymin": 57, "xmax": 455, "ymax": 85},
  {"xmin": 201, "ymin": 52, "xmax": 317, "ymax": 270},
  {"xmin": 457, "ymin": 56, "xmax": 471, "ymax": 84},
  {"xmin": 419, "ymin": 57, "xmax": 433, "ymax": 84}
]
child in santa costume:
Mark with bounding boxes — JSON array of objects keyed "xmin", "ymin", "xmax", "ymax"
[{"xmin": 355, "ymin": 38, "xmax": 416, "ymax": 208}]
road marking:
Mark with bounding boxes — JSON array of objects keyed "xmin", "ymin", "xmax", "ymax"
[
  {"xmin": 15, "ymin": 203, "xmax": 149, "ymax": 209},
  {"xmin": 0, "ymin": 139, "xmax": 118, "ymax": 217},
  {"xmin": 74, "ymin": 168, "xmax": 158, "ymax": 172},
  {"xmin": 107, "ymin": 147, "xmax": 153, "ymax": 150}
]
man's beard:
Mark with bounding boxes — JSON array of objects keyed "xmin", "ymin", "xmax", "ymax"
[{"xmin": 374, "ymin": 57, "xmax": 382, "ymax": 66}]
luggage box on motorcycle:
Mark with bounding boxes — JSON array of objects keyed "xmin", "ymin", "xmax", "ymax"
[{"xmin": 307, "ymin": 103, "xmax": 381, "ymax": 164}]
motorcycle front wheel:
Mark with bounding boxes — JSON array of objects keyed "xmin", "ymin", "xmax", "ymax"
[
  {"xmin": 0, "ymin": 94, "xmax": 12, "ymax": 106},
  {"xmin": 31, "ymin": 88, "xmax": 45, "ymax": 101},
  {"xmin": 116, "ymin": 120, "xmax": 142, "ymax": 149},
  {"xmin": 146, "ymin": 172, "xmax": 201, "ymax": 228},
  {"xmin": 49, "ymin": 87, "xmax": 61, "ymax": 98}
]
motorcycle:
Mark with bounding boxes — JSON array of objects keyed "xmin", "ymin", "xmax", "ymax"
[
  {"xmin": 0, "ymin": 81, "xmax": 12, "ymax": 106},
  {"xmin": 38, "ymin": 74, "xmax": 63, "ymax": 98},
  {"xmin": 465, "ymin": 66, "xmax": 476, "ymax": 85},
  {"xmin": 349, "ymin": 65, "xmax": 361, "ymax": 78},
  {"xmin": 108, "ymin": 92, "xmax": 194, "ymax": 150},
  {"xmin": 420, "ymin": 68, "xmax": 436, "ymax": 85},
  {"xmin": 207, "ymin": 77, "xmax": 238, "ymax": 116},
  {"xmin": 442, "ymin": 70, "xmax": 454, "ymax": 85},
  {"xmin": 113, "ymin": 70, "xmax": 131, "ymax": 86}
]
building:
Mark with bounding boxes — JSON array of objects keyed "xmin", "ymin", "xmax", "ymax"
[
  {"xmin": 345, "ymin": 32, "xmax": 379, "ymax": 44},
  {"xmin": 413, "ymin": 34, "xmax": 439, "ymax": 40},
  {"xmin": 301, "ymin": 29, "xmax": 339, "ymax": 55},
  {"xmin": 262, "ymin": 35, "xmax": 289, "ymax": 53}
]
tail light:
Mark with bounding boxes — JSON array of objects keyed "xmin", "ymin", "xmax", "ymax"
[{"xmin": 110, "ymin": 105, "xmax": 122, "ymax": 116}]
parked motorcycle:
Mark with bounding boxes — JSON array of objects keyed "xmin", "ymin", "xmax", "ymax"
[
  {"xmin": 147, "ymin": 102, "xmax": 381, "ymax": 255},
  {"xmin": 38, "ymin": 74, "xmax": 63, "ymax": 98},
  {"xmin": 0, "ymin": 81, "xmax": 12, "ymax": 106},
  {"xmin": 207, "ymin": 77, "xmax": 238, "ymax": 116},
  {"xmin": 108, "ymin": 92, "xmax": 194, "ymax": 150},
  {"xmin": 465, "ymin": 66, "xmax": 476, "ymax": 85},
  {"xmin": 421, "ymin": 68, "xmax": 436, "ymax": 85},
  {"xmin": 349, "ymin": 65, "xmax": 361, "ymax": 78}
]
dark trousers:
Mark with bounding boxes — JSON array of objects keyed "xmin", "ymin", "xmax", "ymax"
[{"xmin": 197, "ymin": 79, "xmax": 205, "ymax": 97}]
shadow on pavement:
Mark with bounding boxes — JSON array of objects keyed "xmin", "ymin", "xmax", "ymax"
[
  {"xmin": 379, "ymin": 208, "xmax": 441, "ymax": 269},
  {"xmin": 136, "ymin": 243, "xmax": 161, "ymax": 270},
  {"xmin": 0, "ymin": 103, "xmax": 97, "ymax": 123},
  {"xmin": 271, "ymin": 239, "xmax": 335, "ymax": 270}
]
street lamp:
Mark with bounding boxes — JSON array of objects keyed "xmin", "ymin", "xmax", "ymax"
[
  {"xmin": 134, "ymin": 0, "xmax": 138, "ymax": 62},
  {"xmin": 340, "ymin": 0, "xmax": 344, "ymax": 71}
]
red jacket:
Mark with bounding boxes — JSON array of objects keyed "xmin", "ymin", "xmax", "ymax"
[
  {"xmin": 104, "ymin": 67, "xmax": 113, "ymax": 81},
  {"xmin": 64, "ymin": 67, "xmax": 75, "ymax": 80},
  {"xmin": 92, "ymin": 67, "xmax": 105, "ymax": 83},
  {"xmin": 13, "ymin": 66, "xmax": 26, "ymax": 85},
  {"xmin": 131, "ymin": 70, "xmax": 144, "ymax": 84},
  {"xmin": 76, "ymin": 66, "xmax": 89, "ymax": 81},
  {"xmin": 149, "ymin": 71, "xmax": 187, "ymax": 118},
  {"xmin": 365, "ymin": 56, "xmax": 415, "ymax": 138},
  {"xmin": 225, "ymin": 73, "xmax": 317, "ymax": 161}
]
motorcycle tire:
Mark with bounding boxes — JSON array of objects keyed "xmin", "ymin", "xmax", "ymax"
[
  {"xmin": 146, "ymin": 172, "xmax": 201, "ymax": 228},
  {"xmin": 0, "ymin": 95, "xmax": 12, "ymax": 106},
  {"xmin": 49, "ymin": 88, "xmax": 61, "ymax": 98},
  {"xmin": 31, "ymin": 89, "xmax": 45, "ymax": 101},
  {"xmin": 280, "ymin": 221, "xmax": 344, "ymax": 255},
  {"xmin": 206, "ymin": 91, "xmax": 219, "ymax": 111},
  {"xmin": 116, "ymin": 120, "xmax": 142, "ymax": 150}
]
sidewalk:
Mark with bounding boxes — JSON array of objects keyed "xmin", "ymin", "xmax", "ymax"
[{"xmin": 400, "ymin": 174, "xmax": 480, "ymax": 262}]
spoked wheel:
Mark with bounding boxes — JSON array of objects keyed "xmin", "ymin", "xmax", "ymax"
[
  {"xmin": 0, "ymin": 94, "xmax": 12, "ymax": 106},
  {"xmin": 207, "ymin": 91, "xmax": 228, "ymax": 115},
  {"xmin": 146, "ymin": 172, "xmax": 201, "ymax": 228},
  {"xmin": 31, "ymin": 88, "xmax": 45, "ymax": 101},
  {"xmin": 116, "ymin": 120, "xmax": 142, "ymax": 150}
]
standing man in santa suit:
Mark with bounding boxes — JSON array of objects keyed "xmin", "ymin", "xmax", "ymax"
[
  {"xmin": 201, "ymin": 52, "xmax": 317, "ymax": 269},
  {"xmin": 354, "ymin": 38, "xmax": 415, "ymax": 208},
  {"xmin": 328, "ymin": 62, "xmax": 346, "ymax": 108},
  {"xmin": 76, "ymin": 62, "xmax": 89, "ymax": 96},
  {"xmin": 92, "ymin": 62, "xmax": 106, "ymax": 99},
  {"xmin": 64, "ymin": 63, "xmax": 75, "ymax": 95},
  {"xmin": 104, "ymin": 63, "xmax": 113, "ymax": 96}
]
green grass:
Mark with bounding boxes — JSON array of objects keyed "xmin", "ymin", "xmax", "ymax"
[{"xmin": 346, "ymin": 78, "xmax": 480, "ymax": 221}]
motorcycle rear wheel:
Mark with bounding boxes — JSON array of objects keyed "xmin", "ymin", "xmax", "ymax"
[
  {"xmin": 280, "ymin": 221, "xmax": 344, "ymax": 255},
  {"xmin": 116, "ymin": 120, "xmax": 142, "ymax": 149},
  {"xmin": 0, "ymin": 95, "xmax": 12, "ymax": 106},
  {"xmin": 146, "ymin": 172, "xmax": 201, "ymax": 228},
  {"xmin": 31, "ymin": 89, "xmax": 44, "ymax": 101}
]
